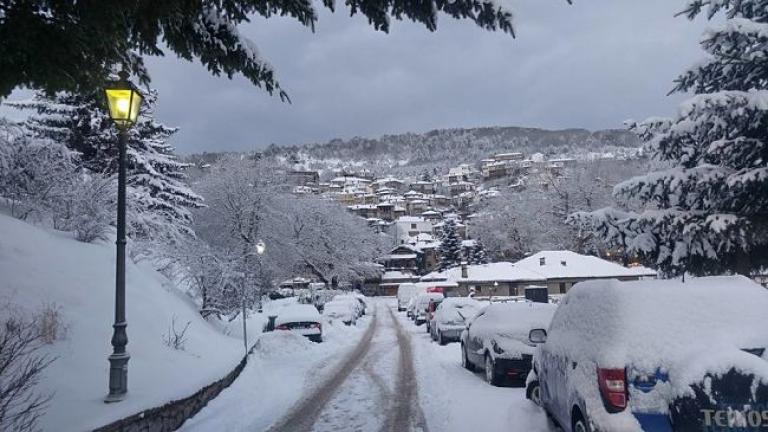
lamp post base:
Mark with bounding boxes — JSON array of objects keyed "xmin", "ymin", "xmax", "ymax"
[{"xmin": 105, "ymin": 351, "xmax": 130, "ymax": 403}]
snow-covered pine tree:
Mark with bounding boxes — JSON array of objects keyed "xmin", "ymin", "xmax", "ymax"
[
  {"xmin": 9, "ymin": 90, "xmax": 204, "ymax": 241},
  {"xmin": 469, "ymin": 240, "xmax": 489, "ymax": 265},
  {"xmin": 569, "ymin": 1, "xmax": 768, "ymax": 276},
  {"xmin": 439, "ymin": 219, "xmax": 463, "ymax": 270}
]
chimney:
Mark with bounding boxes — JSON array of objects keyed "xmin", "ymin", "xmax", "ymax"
[
  {"xmin": 539, "ymin": 257, "xmax": 546, "ymax": 266},
  {"xmin": 461, "ymin": 261, "xmax": 468, "ymax": 278}
]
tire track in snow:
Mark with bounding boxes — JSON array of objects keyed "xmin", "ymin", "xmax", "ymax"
[
  {"xmin": 384, "ymin": 306, "xmax": 429, "ymax": 432},
  {"xmin": 266, "ymin": 306, "xmax": 379, "ymax": 432}
]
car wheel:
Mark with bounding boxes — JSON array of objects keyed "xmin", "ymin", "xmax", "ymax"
[
  {"xmin": 485, "ymin": 354, "xmax": 502, "ymax": 386},
  {"xmin": 573, "ymin": 411, "xmax": 590, "ymax": 432},
  {"xmin": 462, "ymin": 344, "xmax": 475, "ymax": 371},
  {"xmin": 438, "ymin": 331, "xmax": 447, "ymax": 346},
  {"xmin": 526, "ymin": 380, "xmax": 542, "ymax": 406}
]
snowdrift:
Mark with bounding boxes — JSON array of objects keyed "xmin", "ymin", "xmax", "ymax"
[{"xmin": 0, "ymin": 213, "xmax": 245, "ymax": 431}]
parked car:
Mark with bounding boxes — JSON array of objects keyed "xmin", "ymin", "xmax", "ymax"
[
  {"xmin": 274, "ymin": 304, "xmax": 323, "ymax": 342},
  {"xmin": 413, "ymin": 292, "xmax": 445, "ymax": 325},
  {"xmin": 323, "ymin": 300, "xmax": 358, "ymax": 325},
  {"xmin": 430, "ymin": 297, "xmax": 483, "ymax": 345},
  {"xmin": 526, "ymin": 276, "xmax": 768, "ymax": 432},
  {"xmin": 332, "ymin": 294, "xmax": 364, "ymax": 317},
  {"xmin": 406, "ymin": 295, "xmax": 419, "ymax": 320},
  {"xmin": 397, "ymin": 283, "xmax": 425, "ymax": 312},
  {"xmin": 424, "ymin": 297, "xmax": 443, "ymax": 334},
  {"xmin": 461, "ymin": 301, "xmax": 556, "ymax": 386}
]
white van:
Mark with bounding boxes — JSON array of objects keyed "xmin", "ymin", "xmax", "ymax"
[{"xmin": 396, "ymin": 283, "xmax": 425, "ymax": 312}]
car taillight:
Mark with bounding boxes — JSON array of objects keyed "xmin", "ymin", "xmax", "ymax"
[
  {"xmin": 597, "ymin": 367, "xmax": 627, "ymax": 413},
  {"xmin": 276, "ymin": 324, "xmax": 289, "ymax": 331}
]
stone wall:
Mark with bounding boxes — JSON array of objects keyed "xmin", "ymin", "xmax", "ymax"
[{"xmin": 93, "ymin": 346, "xmax": 252, "ymax": 432}]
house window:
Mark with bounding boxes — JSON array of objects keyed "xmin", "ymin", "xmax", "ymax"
[
  {"xmin": 559, "ymin": 282, "xmax": 567, "ymax": 294},
  {"xmin": 411, "ymin": 223, "xmax": 417, "ymax": 229}
]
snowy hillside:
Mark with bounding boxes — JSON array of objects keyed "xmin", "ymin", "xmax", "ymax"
[
  {"xmin": 0, "ymin": 213, "xmax": 248, "ymax": 431},
  {"xmin": 260, "ymin": 126, "xmax": 642, "ymax": 177}
]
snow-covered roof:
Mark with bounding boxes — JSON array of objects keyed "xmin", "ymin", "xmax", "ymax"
[
  {"xmin": 382, "ymin": 270, "xmax": 419, "ymax": 281},
  {"xmin": 397, "ymin": 216, "xmax": 426, "ymax": 223},
  {"xmin": 424, "ymin": 262, "xmax": 546, "ymax": 284},
  {"xmin": 382, "ymin": 254, "xmax": 418, "ymax": 260},
  {"xmin": 421, "ymin": 210, "xmax": 440, "ymax": 216},
  {"xmin": 514, "ymin": 251, "xmax": 657, "ymax": 279}
]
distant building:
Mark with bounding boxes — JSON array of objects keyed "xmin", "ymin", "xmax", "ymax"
[{"xmin": 513, "ymin": 250, "xmax": 657, "ymax": 294}]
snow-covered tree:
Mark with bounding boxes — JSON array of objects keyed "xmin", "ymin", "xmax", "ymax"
[
  {"xmin": 469, "ymin": 240, "xmax": 489, "ymax": 265},
  {"xmin": 571, "ymin": 2, "xmax": 768, "ymax": 276},
  {"xmin": 191, "ymin": 156, "xmax": 284, "ymax": 315},
  {"xmin": 439, "ymin": 219, "xmax": 463, "ymax": 270},
  {"xmin": 272, "ymin": 195, "xmax": 386, "ymax": 285},
  {"xmin": 1, "ymin": 1, "xmax": 515, "ymax": 98},
  {"xmin": 8, "ymin": 90, "xmax": 204, "ymax": 241}
]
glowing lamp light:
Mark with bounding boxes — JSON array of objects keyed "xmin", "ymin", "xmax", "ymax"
[
  {"xmin": 256, "ymin": 240, "xmax": 266, "ymax": 255},
  {"xmin": 105, "ymin": 71, "xmax": 143, "ymax": 128}
]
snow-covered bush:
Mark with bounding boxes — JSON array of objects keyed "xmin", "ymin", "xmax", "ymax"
[
  {"xmin": 162, "ymin": 315, "xmax": 191, "ymax": 351},
  {"xmin": 0, "ymin": 310, "xmax": 55, "ymax": 432},
  {"xmin": 34, "ymin": 302, "xmax": 69, "ymax": 345},
  {"xmin": 0, "ymin": 125, "xmax": 78, "ymax": 222}
]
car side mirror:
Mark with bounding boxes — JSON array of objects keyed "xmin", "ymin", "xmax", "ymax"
[{"xmin": 529, "ymin": 328, "xmax": 547, "ymax": 344}]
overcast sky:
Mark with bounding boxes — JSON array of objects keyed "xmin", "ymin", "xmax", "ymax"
[{"xmin": 4, "ymin": 1, "xmax": 712, "ymax": 154}]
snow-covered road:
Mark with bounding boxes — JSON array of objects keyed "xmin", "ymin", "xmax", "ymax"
[
  {"xmin": 268, "ymin": 301, "xmax": 428, "ymax": 432},
  {"xmin": 183, "ymin": 298, "xmax": 557, "ymax": 432}
]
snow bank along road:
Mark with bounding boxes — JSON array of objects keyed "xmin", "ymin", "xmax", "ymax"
[
  {"xmin": 268, "ymin": 300, "xmax": 428, "ymax": 432},
  {"xmin": 184, "ymin": 298, "xmax": 555, "ymax": 432}
]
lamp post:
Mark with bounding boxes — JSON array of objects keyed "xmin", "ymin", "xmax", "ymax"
[
  {"xmin": 104, "ymin": 71, "xmax": 143, "ymax": 403},
  {"xmin": 243, "ymin": 240, "xmax": 266, "ymax": 354}
]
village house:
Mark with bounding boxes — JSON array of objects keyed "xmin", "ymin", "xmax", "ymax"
[
  {"xmin": 513, "ymin": 250, "xmax": 657, "ymax": 294},
  {"xmin": 421, "ymin": 262, "xmax": 546, "ymax": 297},
  {"xmin": 393, "ymin": 216, "xmax": 433, "ymax": 244}
]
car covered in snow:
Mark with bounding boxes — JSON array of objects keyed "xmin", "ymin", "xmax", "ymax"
[
  {"xmin": 322, "ymin": 300, "xmax": 358, "ymax": 326},
  {"xmin": 274, "ymin": 304, "xmax": 323, "ymax": 343},
  {"xmin": 429, "ymin": 297, "xmax": 483, "ymax": 345},
  {"xmin": 331, "ymin": 294, "xmax": 365, "ymax": 317},
  {"xmin": 526, "ymin": 276, "xmax": 768, "ymax": 432},
  {"xmin": 413, "ymin": 292, "xmax": 445, "ymax": 325},
  {"xmin": 424, "ymin": 297, "xmax": 444, "ymax": 335},
  {"xmin": 461, "ymin": 301, "xmax": 556, "ymax": 386},
  {"xmin": 398, "ymin": 283, "xmax": 425, "ymax": 312}
]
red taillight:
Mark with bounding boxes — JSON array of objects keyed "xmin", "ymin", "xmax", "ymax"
[
  {"xmin": 597, "ymin": 367, "xmax": 627, "ymax": 413},
  {"xmin": 276, "ymin": 324, "xmax": 289, "ymax": 331}
]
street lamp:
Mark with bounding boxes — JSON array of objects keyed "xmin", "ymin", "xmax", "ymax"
[
  {"xmin": 243, "ymin": 240, "xmax": 266, "ymax": 353},
  {"xmin": 104, "ymin": 71, "xmax": 143, "ymax": 403}
]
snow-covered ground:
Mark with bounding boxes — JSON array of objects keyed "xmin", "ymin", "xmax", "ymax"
[
  {"xmin": 183, "ymin": 298, "xmax": 557, "ymax": 432},
  {"xmin": 181, "ymin": 312, "xmax": 373, "ymax": 431},
  {"xmin": 0, "ymin": 213, "xmax": 262, "ymax": 431}
]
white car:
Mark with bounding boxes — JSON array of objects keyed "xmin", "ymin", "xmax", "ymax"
[
  {"xmin": 413, "ymin": 292, "xmax": 444, "ymax": 325},
  {"xmin": 397, "ymin": 283, "xmax": 425, "ymax": 312},
  {"xmin": 275, "ymin": 304, "xmax": 323, "ymax": 342},
  {"xmin": 323, "ymin": 300, "xmax": 358, "ymax": 325},
  {"xmin": 430, "ymin": 297, "xmax": 483, "ymax": 345},
  {"xmin": 332, "ymin": 294, "xmax": 364, "ymax": 317}
]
